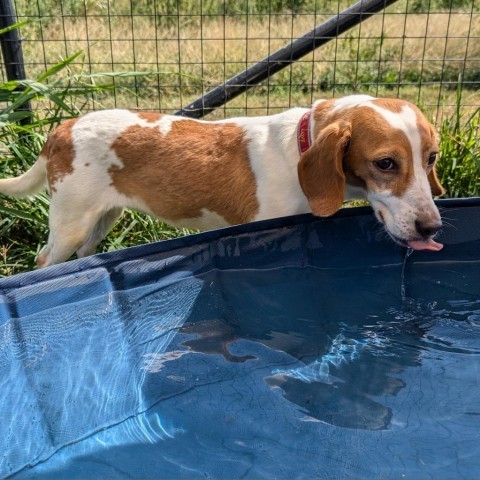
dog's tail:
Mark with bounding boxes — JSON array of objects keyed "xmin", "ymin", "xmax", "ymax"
[{"xmin": 0, "ymin": 154, "xmax": 47, "ymax": 198}]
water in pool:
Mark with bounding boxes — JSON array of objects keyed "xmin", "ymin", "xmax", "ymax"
[{"xmin": 2, "ymin": 248, "xmax": 480, "ymax": 479}]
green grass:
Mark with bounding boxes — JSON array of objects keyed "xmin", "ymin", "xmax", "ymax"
[{"xmin": 436, "ymin": 84, "xmax": 480, "ymax": 198}]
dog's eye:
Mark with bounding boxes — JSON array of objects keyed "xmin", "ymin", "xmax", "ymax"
[
  {"xmin": 428, "ymin": 153, "xmax": 437, "ymax": 166},
  {"xmin": 375, "ymin": 158, "xmax": 395, "ymax": 171}
]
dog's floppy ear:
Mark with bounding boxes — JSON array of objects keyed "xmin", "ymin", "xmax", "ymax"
[
  {"xmin": 427, "ymin": 124, "xmax": 444, "ymax": 197},
  {"xmin": 298, "ymin": 120, "xmax": 351, "ymax": 217},
  {"xmin": 428, "ymin": 167, "xmax": 445, "ymax": 196}
]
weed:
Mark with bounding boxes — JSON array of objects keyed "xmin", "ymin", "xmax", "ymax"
[{"xmin": 436, "ymin": 81, "xmax": 480, "ymax": 197}]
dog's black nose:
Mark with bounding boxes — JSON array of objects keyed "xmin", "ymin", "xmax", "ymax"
[{"xmin": 415, "ymin": 219, "xmax": 442, "ymax": 238}]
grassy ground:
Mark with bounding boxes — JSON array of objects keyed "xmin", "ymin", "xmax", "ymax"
[{"xmin": 0, "ymin": 4, "xmax": 478, "ymax": 276}]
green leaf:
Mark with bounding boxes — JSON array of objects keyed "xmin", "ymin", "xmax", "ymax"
[
  {"xmin": 0, "ymin": 204, "xmax": 47, "ymax": 225},
  {"xmin": 0, "ymin": 20, "xmax": 30, "ymax": 36},
  {"xmin": 36, "ymin": 50, "xmax": 85, "ymax": 83},
  {"xmin": 0, "ymin": 111, "xmax": 33, "ymax": 127}
]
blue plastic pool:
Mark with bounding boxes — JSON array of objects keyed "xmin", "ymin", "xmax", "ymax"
[{"xmin": 1, "ymin": 199, "xmax": 479, "ymax": 479}]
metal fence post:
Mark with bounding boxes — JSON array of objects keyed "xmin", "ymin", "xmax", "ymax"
[
  {"xmin": 0, "ymin": 0, "xmax": 32, "ymax": 123},
  {"xmin": 177, "ymin": 0, "xmax": 399, "ymax": 118}
]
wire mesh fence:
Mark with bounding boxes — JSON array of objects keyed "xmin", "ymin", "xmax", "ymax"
[{"xmin": 2, "ymin": 0, "xmax": 480, "ymax": 122}]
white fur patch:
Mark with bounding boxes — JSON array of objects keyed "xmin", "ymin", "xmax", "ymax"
[
  {"xmin": 332, "ymin": 95, "xmax": 375, "ymax": 112},
  {"xmin": 242, "ymin": 109, "xmax": 311, "ymax": 221},
  {"xmin": 169, "ymin": 209, "xmax": 230, "ymax": 230}
]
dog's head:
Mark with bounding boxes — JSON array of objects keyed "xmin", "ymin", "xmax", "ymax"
[{"xmin": 298, "ymin": 95, "xmax": 444, "ymax": 251}]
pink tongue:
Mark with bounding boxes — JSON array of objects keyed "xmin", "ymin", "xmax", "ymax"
[{"xmin": 407, "ymin": 238, "xmax": 443, "ymax": 252}]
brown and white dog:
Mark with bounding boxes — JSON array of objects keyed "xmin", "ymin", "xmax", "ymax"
[{"xmin": 0, "ymin": 95, "xmax": 444, "ymax": 268}]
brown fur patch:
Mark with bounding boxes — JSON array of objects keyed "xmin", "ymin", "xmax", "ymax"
[
  {"xmin": 137, "ymin": 112, "xmax": 162, "ymax": 123},
  {"xmin": 372, "ymin": 98, "xmax": 406, "ymax": 113},
  {"xmin": 344, "ymin": 107, "xmax": 415, "ymax": 197},
  {"xmin": 314, "ymin": 98, "xmax": 443, "ymax": 202},
  {"xmin": 298, "ymin": 120, "xmax": 350, "ymax": 216},
  {"xmin": 109, "ymin": 120, "xmax": 259, "ymax": 224},
  {"xmin": 311, "ymin": 99, "xmax": 336, "ymax": 136},
  {"xmin": 425, "ymin": 124, "xmax": 444, "ymax": 196},
  {"xmin": 43, "ymin": 118, "xmax": 77, "ymax": 192},
  {"xmin": 310, "ymin": 100, "xmax": 417, "ymax": 198}
]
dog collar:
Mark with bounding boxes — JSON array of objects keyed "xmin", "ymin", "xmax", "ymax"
[{"xmin": 297, "ymin": 110, "xmax": 312, "ymax": 154}]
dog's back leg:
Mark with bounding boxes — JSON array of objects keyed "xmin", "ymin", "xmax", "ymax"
[
  {"xmin": 76, "ymin": 207, "xmax": 123, "ymax": 258},
  {"xmin": 36, "ymin": 198, "xmax": 107, "ymax": 268}
]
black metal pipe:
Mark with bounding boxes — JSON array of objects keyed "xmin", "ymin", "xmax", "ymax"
[
  {"xmin": 177, "ymin": 0, "xmax": 399, "ymax": 118},
  {"xmin": 0, "ymin": 0, "xmax": 31, "ymax": 122}
]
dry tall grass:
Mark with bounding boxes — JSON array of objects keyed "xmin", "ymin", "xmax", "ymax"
[{"xmin": 14, "ymin": 5, "xmax": 480, "ymax": 121}]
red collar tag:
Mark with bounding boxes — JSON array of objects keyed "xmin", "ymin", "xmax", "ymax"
[{"xmin": 297, "ymin": 110, "xmax": 312, "ymax": 154}]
